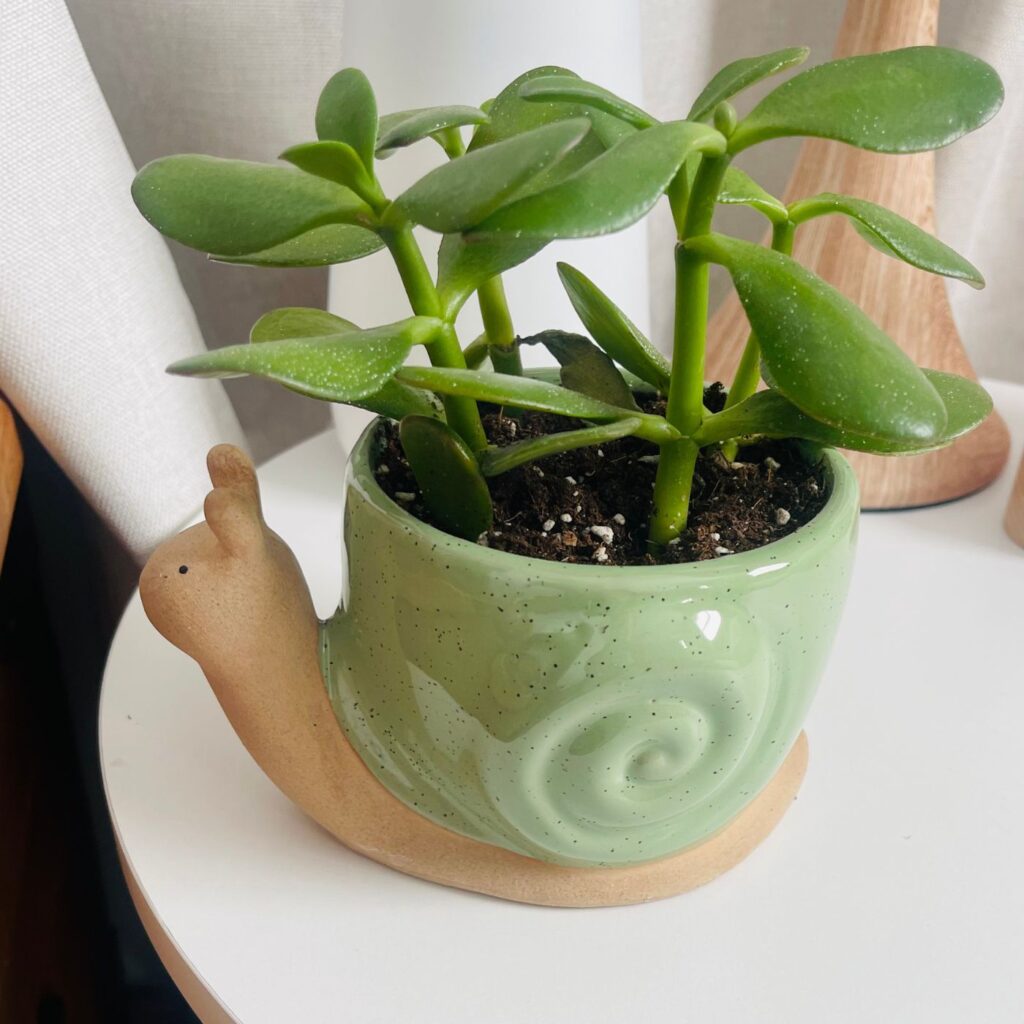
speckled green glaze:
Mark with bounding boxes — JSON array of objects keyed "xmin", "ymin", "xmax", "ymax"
[{"xmin": 322, "ymin": 423, "xmax": 859, "ymax": 868}]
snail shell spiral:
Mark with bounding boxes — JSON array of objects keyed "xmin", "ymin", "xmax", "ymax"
[{"xmin": 477, "ymin": 659, "xmax": 773, "ymax": 866}]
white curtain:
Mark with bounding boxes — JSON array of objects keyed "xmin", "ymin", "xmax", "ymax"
[{"xmin": 0, "ymin": 0, "xmax": 245, "ymax": 558}]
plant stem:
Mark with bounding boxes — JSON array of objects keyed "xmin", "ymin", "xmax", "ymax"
[
  {"xmin": 649, "ymin": 153, "xmax": 730, "ymax": 548},
  {"xmin": 480, "ymin": 417, "xmax": 642, "ymax": 476},
  {"xmin": 649, "ymin": 440, "xmax": 700, "ymax": 545},
  {"xmin": 381, "ymin": 221, "xmax": 487, "ymax": 451},
  {"xmin": 381, "ymin": 222, "xmax": 442, "ymax": 318},
  {"xmin": 477, "ymin": 276, "xmax": 523, "ymax": 375},
  {"xmin": 664, "ymin": 243, "xmax": 712, "ymax": 436}
]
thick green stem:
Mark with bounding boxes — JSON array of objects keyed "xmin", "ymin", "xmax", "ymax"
[
  {"xmin": 649, "ymin": 154, "xmax": 730, "ymax": 548},
  {"xmin": 381, "ymin": 221, "xmax": 487, "ymax": 451},
  {"xmin": 649, "ymin": 440, "xmax": 700, "ymax": 546},
  {"xmin": 664, "ymin": 245, "xmax": 711, "ymax": 436},
  {"xmin": 477, "ymin": 276, "xmax": 522, "ymax": 375},
  {"xmin": 382, "ymin": 222, "xmax": 443, "ymax": 318},
  {"xmin": 772, "ymin": 218, "xmax": 796, "ymax": 256},
  {"xmin": 382, "ymin": 224, "xmax": 439, "ymax": 318}
]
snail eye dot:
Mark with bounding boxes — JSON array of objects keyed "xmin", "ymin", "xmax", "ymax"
[{"xmin": 178, "ymin": 565, "xmax": 189, "ymax": 575}]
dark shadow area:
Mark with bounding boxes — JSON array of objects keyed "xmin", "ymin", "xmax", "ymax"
[{"xmin": 1, "ymin": 411, "xmax": 199, "ymax": 1023}]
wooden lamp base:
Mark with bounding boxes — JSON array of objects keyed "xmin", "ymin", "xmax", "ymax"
[
  {"xmin": 849, "ymin": 415, "xmax": 1010, "ymax": 510},
  {"xmin": 1004, "ymin": 453, "xmax": 1024, "ymax": 548}
]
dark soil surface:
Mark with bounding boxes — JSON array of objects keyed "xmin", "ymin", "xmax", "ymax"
[{"xmin": 373, "ymin": 385, "xmax": 830, "ymax": 566}]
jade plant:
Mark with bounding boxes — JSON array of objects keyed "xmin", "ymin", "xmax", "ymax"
[{"xmin": 132, "ymin": 46, "xmax": 1001, "ymax": 549}]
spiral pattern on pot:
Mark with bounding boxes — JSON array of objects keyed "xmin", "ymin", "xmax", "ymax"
[{"xmin": 477, "ymin": 665, "xmax": 770, "ymax": 865}]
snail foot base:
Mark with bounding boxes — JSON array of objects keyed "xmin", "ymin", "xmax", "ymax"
[{"xmin": 334, "ymin": 731, "xmax": 809, "ymax": 908}]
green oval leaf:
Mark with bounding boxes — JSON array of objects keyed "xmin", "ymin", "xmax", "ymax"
[
  {"xmin": 913, "ymin": 370, "xmax": 993, "ymax": 448},
  {"xmin": 393, "ymin": 118, "xmax": 590, "ymax": 233},
  {"xmin": 167, "ymin": 317, "xmax": 440, "ymax": 402},
  {"xmin": 352, "ymin": 380, "xmax": 443, "ymax": 421},
  {"xmin": 397, "ymin": 367, "xmax": 678, "ymax": 443},
  {"xmin": 398, "ymin": 366, "xmax": 624, "ymax": 418},
  {"xmin": 280, "ymin": 140, "xmax": 379, "ymax": 198},
  {"xmin": 479, "ymin": 418, "xmax": 642, "ymax": 476},
  {"xmin": 376, "ymin": 105, "xmax": 489, "ymax": 157},
  {"xmin": 248, "ymin": 306, "xmax": 444, "ymax": 418},
  {"xmin": 132, "ymin": 155, "xmax": 371, "ymax": 256},
  {"xmin": 473, "ymin": 121, "xmax": 726, "ymax": 239},
  {"xmin": 689, "ymin": 47, "xmax": 810, "ymax": 122},
  {"xmin": 519, "ymin": 331, "xmax": 639, "ymax": 409},
  {"xmin": 697, "ymin": 370, "xmax": 991, "ymax": 454},
  {"xmin": 468, "ymin": 66, "xmax": 623, "ymax": 190},
  {"xmin": 461, "ymin": 333, "xmax": 490, "ymax": 369},
  {"xmin": 718, "ymin": 167, "xmax": 788, "ymax": 223},
  {"xmin": 730, "ymin": 47, "xmax": 1003, "ymax": 154},
  {"xmin": 688, "ymin": 233, "xmax": 947, "ymax": 443},
  {"xmin": 518, "ymin": 75, "xmax": 656, "ymax": 129},
  {"xmin": 436, "ymin": 233, "xmax": 546, "ymax": 318},
  {"xmin": 787, "ymin": 192, "xmax": 984, "ymax": 287},
  {"xmin": 399, "ymin": 416, "xmax": 492, "ymax": 539},
  {"xmin": 210, "ymin": 223, "xmax": 384, "ymax": 267},
  {"xmin": 556, "ymin": 263, "xmax": 670, "ymax": 392},
  {"xmin": 469, "ymin": 66, "xmax": 586, "ymax": 147},
  {"xmin": 315, "ymin": 68, "xmax": 378, "ymax": 171},
  {"xmin": 250, "ymin": 307, "xmax": 357, "ymax": 342}
]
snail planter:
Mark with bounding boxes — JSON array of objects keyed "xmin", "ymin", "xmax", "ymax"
[{"xmin": 134, "ymin": 46, "xmax": 1001, "ymax": 906}]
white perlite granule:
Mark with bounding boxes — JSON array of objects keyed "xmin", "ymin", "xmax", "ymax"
[
  {"xmin": 589, "ymin": 525, "xmax": 614, "ymax": 544},
  {"xmin": 542, "ymin": 519, "xmax": 556, "ymax": 532},
  {"xmin": 560, "ymin": 513, "xmax": 572, "ymax": 523},
  {"xmin": 395, "ymin": 491, "xmax": 416, "ymax": 502},
  {"xmin": 775, "ymin": 507, "xmax": 792, "ymax": 525},
  {"xmin": 594, "ymin": 545, "xmax": 609, "ymax": 563},
  {"xmin": 714, "ymin": 545, "xmax": 733, "ymax": 555},
  {"xmin": 612, "ymin": 513, "xmax": 626, "ymax": 525}
]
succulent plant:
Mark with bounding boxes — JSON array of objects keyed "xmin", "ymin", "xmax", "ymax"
[{"xmin": 133, "ymin": 46, "xmax": 1000, "ymax": 546}]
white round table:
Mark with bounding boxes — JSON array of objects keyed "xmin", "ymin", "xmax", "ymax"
[{"xmin": 101, "ymin": 381, "xmax": 1024, "ymax": 1024}]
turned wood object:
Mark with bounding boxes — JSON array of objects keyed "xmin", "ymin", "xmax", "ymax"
[
  {"xmin": 706, "ymin": 0, "xmax": 1010, "ymax": 508},
  {"xmin": 0, "ymin": 400, "xmax": 22, "ymax": 564},
  {"xmin": 1003, "ymin": 454, "xmax": 1024, "ymax": 548},
  {"xmin": 140, "ymin": 445, "xmax": 807, "ymax": 907}
]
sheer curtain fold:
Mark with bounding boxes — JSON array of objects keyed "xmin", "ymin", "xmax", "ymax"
[{"xmin": 0, "ymin": 0, "xmax": 245, "ymax": 560}]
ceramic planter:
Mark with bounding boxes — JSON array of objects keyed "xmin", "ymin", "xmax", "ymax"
[
  {"xmin": 322, "ymin": 421, "xmax": 860, "ymax": 868},
  {"xmin": 141, "ymin": 432, "xmax": 858, "ymax": 905}
]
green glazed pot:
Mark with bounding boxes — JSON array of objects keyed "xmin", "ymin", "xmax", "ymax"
[{"xmin": 322, "ymin": 423, "xmax": 859, "ymax": 868}]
